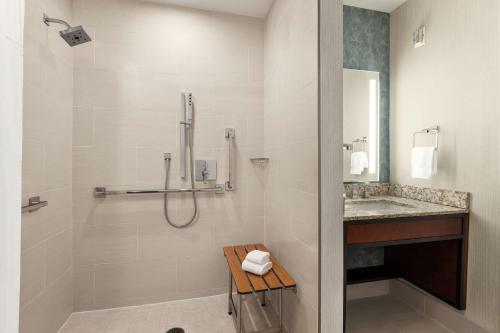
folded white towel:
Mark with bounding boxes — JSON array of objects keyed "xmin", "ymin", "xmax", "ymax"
[
  {"xmin": 242, "ymin": 259, "xmax": 273, "ymax": 276},
  {"xmin": 411, "ymin": 147, "xmax": 437, "ymax": 179},
  {"xmin": 350, "ymin": 151, "xmax": 369, "ymax": 175},
  {"xmin": 245, "ymin": 250, "xmax": 270, "ymax": 265}
]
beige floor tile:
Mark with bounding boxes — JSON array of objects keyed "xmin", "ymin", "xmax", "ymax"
[
  {"xmin": 346, "ymin": 295, "xmax": 451, "ymax": 333},
  {"xmin": 59, "ymin": 293, "xmax": 292, "ymax": 333}
]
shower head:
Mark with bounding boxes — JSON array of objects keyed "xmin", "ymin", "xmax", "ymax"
[
  {"xmin": 59, "ymin": 26, "xmax": 92, "ymax": 47},
  {"xmin": 43, "ymin": 14, "xmax": 91, "ymax": 47}
]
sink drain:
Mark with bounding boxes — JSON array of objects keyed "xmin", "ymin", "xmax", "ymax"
[{"xmin": 166, "ymin": 328, "xmax": 185, "ymax": 333}]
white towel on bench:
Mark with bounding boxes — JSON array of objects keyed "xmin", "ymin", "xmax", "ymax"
[
  {"xmin": 245, "ymin": 250, "xmax": 270, "ymax": 265},
  {"xmin": 242, "ymin": 259, "xmax": 273, "ymax": 276}
]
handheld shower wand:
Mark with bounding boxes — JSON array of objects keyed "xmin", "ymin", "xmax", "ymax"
[{"xmin": 163, "ymin": 93, "xmax": 199, "ymax": 229}]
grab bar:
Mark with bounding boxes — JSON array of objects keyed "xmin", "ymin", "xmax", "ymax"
[
  {"xmin": 22, "ymin": 196, "xmax": 48, "ymax": 213},
  {"xmin": 94, "ymin": 185, "xmax": 225, "ymax": 198},
  {"xmin": 413, "ymin": 126, "xmax": 440, "ymax": 149},
  {"xmin": 225, "ymin": 128, "xmax": 235, "ymax": 191}
]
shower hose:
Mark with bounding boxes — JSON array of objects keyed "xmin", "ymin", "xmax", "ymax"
[{"xmin": 163, "ymin": 126, "xmax": 198, "ymax": 228}]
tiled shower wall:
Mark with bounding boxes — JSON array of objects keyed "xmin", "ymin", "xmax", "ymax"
[
  {"xmin": 264, "ymin": 0, "xmax": 319, "ymax": 332},
  {"xmin": 72, "ymin": 0, "xmax": 265, "ymax": 310},
  {"xmin": 20, "ymin": 0, "xmax": 74, "ymax": 332}
]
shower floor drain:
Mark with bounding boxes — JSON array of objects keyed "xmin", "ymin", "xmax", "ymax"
[{"xmin": 166, "ymin": 328, "xmax": 185, "ymax": 333}]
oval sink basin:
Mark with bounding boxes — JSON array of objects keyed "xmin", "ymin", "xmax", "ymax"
[{"xmin": 345, "ymin": 200, "xmax": 416, "ymax": 212}]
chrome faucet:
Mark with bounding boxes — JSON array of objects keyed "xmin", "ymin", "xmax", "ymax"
[{"xmin": 353, "ymin": 186, "xmax": 368, "ymax": 199}]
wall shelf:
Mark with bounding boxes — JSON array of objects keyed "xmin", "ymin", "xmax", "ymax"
[{"xmin": 250, "ymin": 158, "xmax": 269, "ymax": 165}]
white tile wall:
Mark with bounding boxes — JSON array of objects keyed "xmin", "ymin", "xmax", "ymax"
[
  {"xmin": 19, "ymin": 0, "xmax": 74, "ymax": 332},
  {"xmin": 72, "ymin": 0, "xmax": 266, "ymax": 310},
  {"xmin": 263, "ymin": 0, "xmax": 319, "ymax": 332},
  {"xmin": 391, "ymin": 1, "xmax": 500, "ymax": 332}
]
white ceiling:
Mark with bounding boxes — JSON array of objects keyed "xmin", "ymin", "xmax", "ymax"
[
  {"xmin": 344, "ymin": 0, "xmax": 407, "ymax": 13},
  {"xmin": 140, "ymin": 0, "xmax": 274, "ymax": 18}
]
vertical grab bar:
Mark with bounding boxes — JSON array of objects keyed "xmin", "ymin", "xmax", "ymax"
[{"xmin": 225, "ymin": 128, "xmax": 236, "ymax": 191}]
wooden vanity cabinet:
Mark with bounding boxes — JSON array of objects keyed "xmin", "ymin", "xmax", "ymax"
[{"xmin": 344, "ymin": 213, "xmax": 469, "ymax": 310}]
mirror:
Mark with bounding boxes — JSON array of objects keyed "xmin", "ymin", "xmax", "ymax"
[{"xmin": 343, "ymin": 69, "xmax": 380, "ymax": 182}]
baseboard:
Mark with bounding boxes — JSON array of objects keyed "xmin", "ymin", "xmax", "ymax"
[{"xmin": 389, "ymin": 279, "xmax": 494, "ymax": 333}]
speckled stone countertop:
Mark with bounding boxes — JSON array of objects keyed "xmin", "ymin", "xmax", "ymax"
[{"xmin": 344, "ymin": 195, "xmax": 469, "ymax": 222}]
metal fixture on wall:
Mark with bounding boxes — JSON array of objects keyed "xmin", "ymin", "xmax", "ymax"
[
  {"xmin": 43, "ymin": 14, "xmax": 92, "ymax": 47},
  {"xmin": 343, "ymin": 137, "xmax": 367, "ymax": 152},
  {"xmin": 195, "ymin": 160, "xmax": 217, "ymax": 183},
  {"xmin": 225, "ymin": 128, "xmax": 236, "ymax": 191},
  {"xmin": 179, "ymin": 93, "xmax": 193, "ymax": 179},
  {"xmin": 21, "ymin": 196, "xmax": 48, "ymax": 213},
  {"xmin": 353, "ymin": 136, "xmax": 368, "ymax": 152},
  {"xmin": 163, "ymin": 93, "xmax": 198, "ymax": 228},
  {"xmin": 413, "ymin": 125, "xmax": 439, "ymax": 150},
  {"xmin": 343, "ymin": 144, "xmax": 354, "ymax": 151},
  {"xmin": 249, "ymin": 158, "xmax": 269, "ymax": 166},
  {"xmin": 94, "ymin": 185, "xmax": 225, "ymax": 198},
  {"xmin": 93, "ymin": 93, "xmax": 235, "ymax": 228},
  {"xmin": 413, "ymin": 25, "xmax": 426, "ymax": 48}
]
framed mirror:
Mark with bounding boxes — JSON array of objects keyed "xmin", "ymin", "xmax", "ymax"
[{"xmin": 343, "ymin": 69, "xmax": 380, "ymax": 182}]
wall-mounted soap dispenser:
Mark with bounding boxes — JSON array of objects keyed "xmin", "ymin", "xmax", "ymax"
[{"xmin": 195, "ymin": 160, "xmax": 217, "ymax": 183}]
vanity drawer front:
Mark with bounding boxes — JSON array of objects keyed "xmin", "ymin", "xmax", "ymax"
[{"xmin": 346, "ymin": 217, "xmax": 463, "ymax": 245}]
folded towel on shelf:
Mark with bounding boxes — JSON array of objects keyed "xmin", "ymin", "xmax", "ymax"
[
  {"xmin": 245, "ymin": 250, "xmax": 270, "ymax": 265},
  {"xmin": 242, "ymin": 259, "xmax": 273, "ymax": 276},
  {"xmin": 350, "ymin": 151, "xmax": 369, "ymax": 175},
  {"xmin": 411, "ymin": 147, "xmax": 437, "ymax": 179}
]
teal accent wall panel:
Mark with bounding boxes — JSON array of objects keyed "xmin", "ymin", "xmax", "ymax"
[{"xmin": 344, "ymin": 5, "xmax": 390, "ymax": 182}]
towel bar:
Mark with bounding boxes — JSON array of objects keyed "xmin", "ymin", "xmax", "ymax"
[{"xmin": 413, "ymin": 126, "xmax": 440, "ymax": 149}]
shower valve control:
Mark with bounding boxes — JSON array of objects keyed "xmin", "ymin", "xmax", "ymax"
[{"xmin": 195, "ymin": 160, "xmax": 217, "ymax": 182}]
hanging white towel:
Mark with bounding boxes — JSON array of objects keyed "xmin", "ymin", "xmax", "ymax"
[
  {"xmin": 350, "ymin": 152, "xmax": 369, "ymax": 175},
  {"xmin": 242, "ymin": 259, "xmax": 273, "ymax": 276},
  {"xmin": 245, "ymin": 250, "xmax": 270, "ymax": 265},
  {"xmin": 411, "ymin": 147, "xmax": 437, "ymax": 179}
]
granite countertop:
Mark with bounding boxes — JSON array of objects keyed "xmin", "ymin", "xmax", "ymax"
[{"xmin": 344, "ymin": 195, "xmax": 469, "ymax": 222}]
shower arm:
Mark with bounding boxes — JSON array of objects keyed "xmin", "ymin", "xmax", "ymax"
[{"xmin": 43, "ymin": 14, "xmax": 71, "ymax": 29}]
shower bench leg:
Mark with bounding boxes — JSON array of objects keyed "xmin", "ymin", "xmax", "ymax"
[{"xmin": 228, "ymin": 271, "xmax": 233, "ymax": 315}]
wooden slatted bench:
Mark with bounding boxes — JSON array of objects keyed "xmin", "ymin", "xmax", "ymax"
[{"xmin": 223, "ymin": 244, "xmax": 297, "ymax": 333}]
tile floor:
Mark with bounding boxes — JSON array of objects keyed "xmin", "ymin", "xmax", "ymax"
[
  {"xmin": 346, "ymin": 295, "xmax": 451, "ymax": 333},
  {"xmin": 60, "ymin": 293, "xmax": 451, "ymax": 333},
  {"xmin": 59, "ymin": 294, "xmax": 279, "ymax": 333}
]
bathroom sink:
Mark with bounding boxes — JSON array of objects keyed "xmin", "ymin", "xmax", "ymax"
[{"xmin": 345, "ymin": 200, "xmax": 416, "ymax": 212}]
